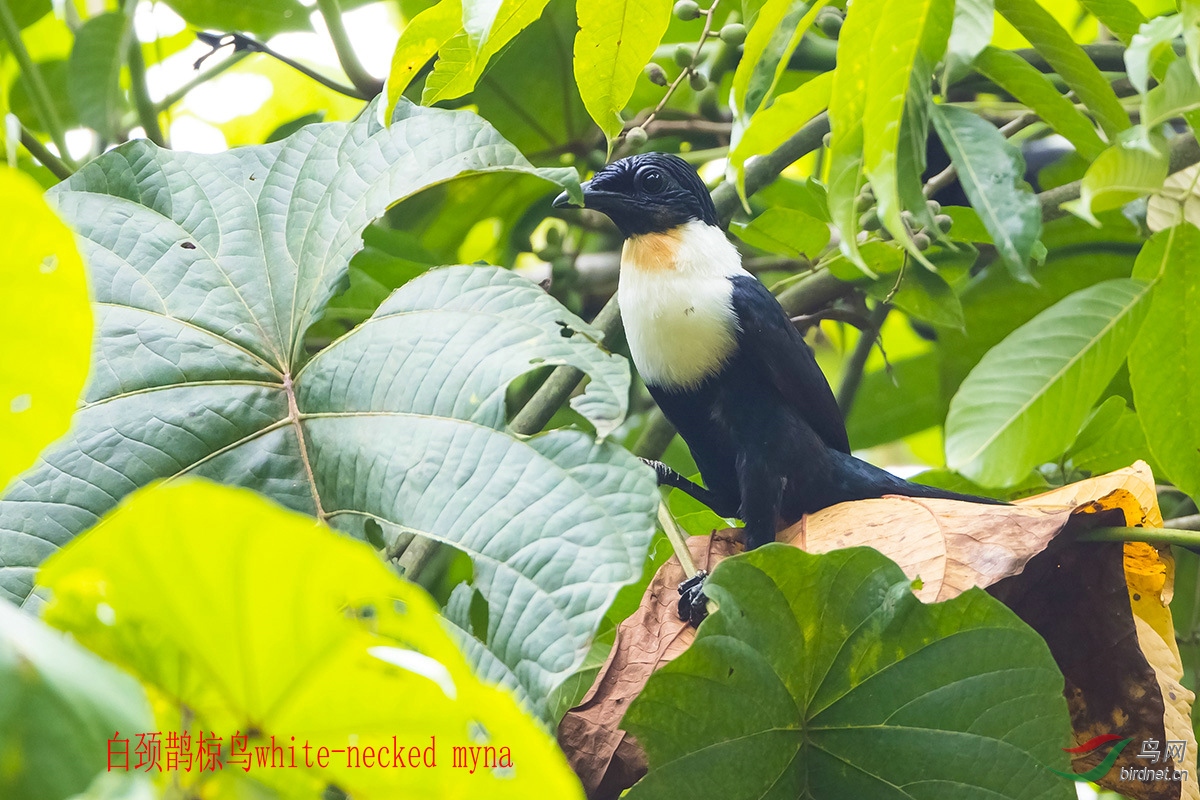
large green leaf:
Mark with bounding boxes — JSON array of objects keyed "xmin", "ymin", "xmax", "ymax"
[
  {"xmin": 730, "ymin": 0, "xmax": 828, "ymax": 124},
  {"xmin": 1061, "ymin": 137, "xmax": 1169, "ymax": 226},
  {"xmin": 1129, "ymin": 224, "xmax": 1200, "ymax": 498},
  {"xmin": 0, "ymin": 101, "xmax": 655, "ymax": 716},
  {"xmin": 39, "ymin": 480, "xmax": 584, "ymax": 799},
  {"xmin": 1078, "ymin": 0, "xmax": 1145, "ymax": 45},
  {"xmin": 943, "ymin": 0, "xmax": 993, "ymax": 84},
  {"xmin": 385, "ymin": 0, "xmax": 462, "ymax": 110},
  {"xmin": 930, "ymin": 103, "xmax": 1042, "ymax": 283},
  {"xmin": 1126, "ymin": 13, "xmax": 1182, "ymax": 94},
  {"xmin": 622, "ymin": 546, "xmax": 1074, "ymax": 800},
  {"xmin": 863, "ymin": 0, "xmax": 952, "ymax": 265},
  {"xmin": 994, "ymin": 0, "xmax": 1130, "ymax": 140},
  {"xmin": 574, "ymin": 0, "xmax": 671, "ymax": 147},
  {"xmin": 945, "ymin": 277, "xmax": 1153, "ymax": 486},
  {"xmin": 160, "ymin": 0, "xmax": 312, "ymax": 36},
  {"xmin": 973, "ymin": 46, "xmax": 1106, "ymax": 161},
  {"xmin": 0, "ymin": 169, "xmax": 92, "ymax": 489},
  {"xmin": 729, "ymin": 207, "xmax": 829, "ymax": 258},
  {"xmin": 0, "ymin": 599, "xmax": 152, "ymax": 800},
  {"xmin": 67, "ymin": 12, "xmax": 130, "ymax": 141}
]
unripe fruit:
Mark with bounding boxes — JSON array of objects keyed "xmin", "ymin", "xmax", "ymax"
[
  {"xmin": 674, "ymin": 0, "xmax": 701, "ymax": 20},
  {"xmin": 913, "ymin": 232, "xmax": 931, "ymax": 251},
  {"xmin": 625, "ymin": 126, "xmax": 648, "ymax": 148},
  {"xmin": 900, "ymin": 209, "xmax": 916, "ymax": 229},
  {"xmin": 816, "ymin": 8, "xmax": 843, "ymax": 38},
  {"xmin": 719, "ymin": 23, "xmax": 747, "ymax": 45},
  {"xmin": 689, "ymin": 71, "xmax": 708, "ymax": 91},
  {"xmin": 934, "ymin": 214, "xmax": 954, "ymax": 233},
  {"xmin": 674, "ymin": 44, "xmax": 694, "ymax": 68},
  {"xmin": 855, "ymin": 193, "xmax": 873, "ymax": 213},
  {"xmin": 926, "ymin": 199, "xmax": 941, "ymax": 215},
  {"xmin": 545, "ymin": 227, "xmax": 563, "ymax": 247},
  {"xmin": 645, "ymin": 63, "xmax": 669, "ymax": 86},
  {"xmin": 860, "ymin": 210, "xmax": 881, "ymax": 231}
]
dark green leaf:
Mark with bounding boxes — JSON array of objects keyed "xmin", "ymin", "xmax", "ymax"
[
  {"xmin": 623, "ymin": 546, "xmax": 1074, "ymax": 800},
  {"xmin": 67, "ymin": 13, "xmax": 130, "ymax": 141},
  {"xmin": 930, "ymin": 103, "xmax": 1042, "ymax": 283},
  {"xmin": 1078, "ymin": 0, "xmax": 1147, "ymax": 45},
  {"xmin": 160, "ymin": 0, "xmax": 311, "ymax": 36},
  {"xmin": 846, "ymin": 352, "xmax": 943, "ymax": 449},
  {"xmin": 10, "ymin": 60, "xmax": 77, "ymax": 136}
]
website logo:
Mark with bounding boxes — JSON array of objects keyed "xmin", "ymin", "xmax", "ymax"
[{"xmin": 1051, "ymin": 734, "xmax": 1188, "ymax": 784}]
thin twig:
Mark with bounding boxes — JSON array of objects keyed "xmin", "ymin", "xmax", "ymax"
[
  {"xmin": 127, "ymin": 39, "xmax": 166, "ymax": 146},
  {"xmin": 791, "ymin": 307, "xmax": 874, "ymax": 332},
  {"xmin": 193, "ymin": 32, "xmax": 367, "ymax": 100},
  {"xmin": 19, "ymin": 125, "xmax": 72, "ymax": 180},
  {"xmin": 315, "ymin": 0, "xmax": 383, "ymax": 98},
  {"xmin": 924, "ymin": 111, "xmax": 1039, "ymax": 198},
  {"xmin": 836, "ymin": 302, "xmax": 890, "ymax": 415},
  {"xmin": 636, "ymin": 0, "xmax": 722, "ymax": 136},
  {"xmin": 0, "ymin": 0, "xmax": 73, "ymax": 167}
]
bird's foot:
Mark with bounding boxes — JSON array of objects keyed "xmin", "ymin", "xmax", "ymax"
[
  {"xmin": 641, "ymin": 458, "xmax": 674, "ymax": 486},
  {"xmin": 677, "ymin": 570, "xmax": 709, "ymax": 627}
]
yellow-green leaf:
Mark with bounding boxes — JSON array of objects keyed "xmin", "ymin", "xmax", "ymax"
[
  {"xmin": 0, "ymin": 169, "xmax": 91, "ymax": 489},
  {"xmin": 730, "ymin": 207, "xmax": 830, "ymax": 258},
  {"xmin": 385, "ymin": 0, "xmax": 463, "ymax": 114},
  {"xmin": 574, "ymin": 0, "xmax": 672, "ymax": 148},
  {"xmin": 1062, "ymin": 137, "xmax": 1169, "ymax": 226},
  {"xmin": 728, "ymin": 71, "xmax": 832, "ymax": 204},
  {"xmin": 39, "ymin": 480, "xmax": 585, "ymax": 800},
  {"xmin": 1078, "ymin": 0, "xmax": 1147, "ymax": 45},
  {"xmin": 730, "ymin": 0, "xmax": 828, "ymax": 123}
]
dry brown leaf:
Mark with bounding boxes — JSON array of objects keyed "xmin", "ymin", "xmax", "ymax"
[{"xmin": 558, "ymin": 462, "xmax": 1198, "ymax": 800}]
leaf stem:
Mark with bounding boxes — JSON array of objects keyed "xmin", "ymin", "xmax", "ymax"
[
  {"xmin": 314, "ymin": 0, "xmax": 383, "ymax": 98},
  {"xmin": 0, "ymin": 0, "xmax": 74, "ymax": 167},
  {"xmin": 658, "ymin": 501, "xmax": 697, "ymax": 578},
  {"xmin": 924, "ymin": 111, "xmax": 1038, "ymax": 199},
  {"xmin": 155, "ymin": 50, "xmax": 251, "ymax": 112},
  {"xmin": 127, "ymin": 39, "xmax": 166, "ymax": 146},
  {"xmin": 18, "ymin": 123, "xmax": 73, "ymax": 180},
  {"xmin": 1078, "ymin": 526, "xmax": 1200, "ymax": 549}
]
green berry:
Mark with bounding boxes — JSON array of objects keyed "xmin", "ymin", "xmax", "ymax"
[
  {"xmin": 860, "ymin": 209, "xmax": 881, "ymax": 231},
  {"xmin": 688, "ymin": 71, "xmax": 708, "ymax": 91},
  {"xmin": 900, "ymin": 209, "xmax": 916, "ymax": 229},
  {"xmin": 674, "ymin": 44, "xmax": 695, "ymax": 68},
  {"xmin": 719, "ymin": 23, "xmax": 747, "ymax": 45},
  {"xmin": 913, "ymin": 232, "xmax": 931, "ymax": 251},
  {"xmin": 816, "ymin": 7, "xmax": 844, "ymax": 38},
  {"xmin": 645, "ymin": 63, "xmax": 669, "ymax": 86},
  {"xmin": 926, "ymin": 199, "xmax": 941, "ymax": 215},
  {"xmin": 822, "ymin": 132, "xmax": 833, "ymax": 148},
  {"xmin": 934, "ymin": 214, "xmax": 954, "ymax": 233},
  {"xmin": 625, "ymin": 126, "xmax": 648, "ymax": 148},
  {"xmin": 673, "ymin": 0, "xmax": 701, "ymax": 20},
  {"xmin": 878, "ymin": 225, "xmax": 893, "ymax": 241},
  {"xmin": 855, "ymin": 193, "xmax": 874, "ymax": 213}
]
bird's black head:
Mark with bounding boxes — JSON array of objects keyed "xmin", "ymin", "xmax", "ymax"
[{"xmin": 553, "ymin": 153, "xmax": 718, "ymax": 238}]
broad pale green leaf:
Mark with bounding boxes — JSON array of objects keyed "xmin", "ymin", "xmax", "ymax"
[
  {"xmin": 730, "ymin": 0, "xmax": 828, "ymax": 123},
  {"xmin": 0, "ymin": 102, "xmax": 653, "ymax": 717},
  {"xmin": 995, "ymin": 0, "xmax": 1130, "ymax": 139},
  {"xmin": 930, "ymin": 103, "xmax": 1042, "ymax": 283},
  {"xmin": 826, "ymin": 0, "xmax": 885, "ymax": 275},
  {"xmin": 1061, "ymin": 137, "xmax": 1169, "ymax": 226},
  {"xmin": 1127, "ymin": 14, "xmax": 1182, "ymax": 94},
  {"xmin": 943, "ymin": 0, "xmax": 993, "ymax": 84},
  {"xmin": 945, "ymin": 278, "xmax": 1153, "ymax": 486},
  {"xmin": 423, "ymin": 0, "xmax": 553, "ymax": 103},
  {"xmin": 0, "ymin": 600, "xmax": 152, "ymax": 800},
  {"xmin": 0, "ymin": 169, "xmax": 91, "ymax": 489},
  {"xmin": 385, "ymin": 0, "xmax": 462, "ymax": 111},
  {"xmin": 1069, "ymin": 404, "xmax": 1160, "ymax": 477},
  {"xmin": 66, "ymin": 12, "xmax": 130, "ymax": 141},
  {"xmin": 1147, "ymin": 163, "xmax": 1200, "ymax": 232},
  {"xmin": 623, "ymin": 546, "xmax": 1074, "ymax": 800},
  {"xmin": 574, "ymin": 0, "xmax": 672, "ymax": 147},
  {"xmin": 39, "ymin": 480, "xmax": 584, "ymax": 799},
  {"xmin": 8, "ymin": 0, "xmax": 50, "ymax": 28},
  {"xmin": 868, "ymin": 261, "xmax": 965, "ymax": 329},
  {"xmin": 728, "ymin": 72, "xmax": 832, "ymax": 204},
  {"xmin": 1129, "ymin": 224, "xmax": 1200, "ymax": 498},
  {"xmin": 1185, "ymin": 1, "xmax": 1200, "ymax": 89},
  {"xmin": 160, "ymin": 0, "xmax": 311, "ymax": 36},
  {"xmin": 1142, "ymin": 57, "xmax": 1200, "ymax": 129},
  {"xmin": 863, "ymin": 0, "xmax": 952, "ymax": 266},
  {"xmin": 1079, "ymin": 0, "xmax": 1146, "ymax": 44},
  {"xmin": 973, "ymin": 46, "xmax": 1107, "ymax": 161},
  {"xmin": 729, "ymin": 207, "xmax": 829, "ymax": 258}
]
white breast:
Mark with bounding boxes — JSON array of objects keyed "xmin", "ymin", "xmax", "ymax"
[{"xmin": 617, "ymin": 221, "xmax": 750, "ymax": 391}]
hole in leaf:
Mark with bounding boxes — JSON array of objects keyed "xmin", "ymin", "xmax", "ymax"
[
  {"xmin": 469, "ymin": 589, "xmax": 490, "ymax": 642},
  {"xmin": 364, "ymin": 518, "xmax": 384, "ymax": 549}
]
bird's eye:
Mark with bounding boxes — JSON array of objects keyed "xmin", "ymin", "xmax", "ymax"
[{"xmin": 640, "ymin": 169, "xmax": 666, "ymax": 194}]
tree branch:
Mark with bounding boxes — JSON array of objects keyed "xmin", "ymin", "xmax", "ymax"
[
  {"xmin": 315, "ymin": 0, "xmax": 383, "ymax": 98},
  {"xmin": 18, "ymin": 124, "xmax": 72, "ymax": 180},
  {"xmin": 127, "ymin": 39, "xmax": 167, "ymax": 146}
]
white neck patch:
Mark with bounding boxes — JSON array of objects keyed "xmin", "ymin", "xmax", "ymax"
[{"xmin": 618, "ymin": 221, "xmax": 750, "ymax": 390}]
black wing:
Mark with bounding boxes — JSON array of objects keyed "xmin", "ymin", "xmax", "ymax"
[{"xmin": 729, "ymin": 275, "xmax": 851, "ymax": 454}]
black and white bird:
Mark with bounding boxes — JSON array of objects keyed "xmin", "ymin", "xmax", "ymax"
[{"xmin": 554, "ymin": 153, "xmax": 998, "ymax": 558}]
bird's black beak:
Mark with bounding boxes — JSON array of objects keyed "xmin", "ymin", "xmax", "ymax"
[
  {"xmin": 553, "ymin": 180, "xmax": 623, "ymax": 214},
  {"xmin": 552, "ymin": 188, "xmax": 575, "ymax": 208}
]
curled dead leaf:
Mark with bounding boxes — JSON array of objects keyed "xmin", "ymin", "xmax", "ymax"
[{"xmin": 559, "ymin": 462, "xmax": 1197, "ymax": 800}]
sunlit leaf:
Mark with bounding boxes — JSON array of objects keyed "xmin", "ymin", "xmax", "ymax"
[
  {"xmin": 929, "ymin": 103, "xmax": 1042, "ymax": 283},
  {"xmin": 973, "ymin": 46, "xmax": 1106, "ymax": 161},
  {"xmin": 621, "ymin": 546, "xmax": 1074, "ymax": 800},
  {"xmin": 1078, "ymin": 0, "xmax": 1146, "ymax": 45},
  {"xmin": 1142, "ymin": 57, "xmax": 1200, "ymax": 130},
  {"xmin": 995, "ymin": 0, "xmax": 1130, "ymax": 139},
  {"xmin": 574, "ymin": 0, "xmax": 671, "ymax": 148},
  {"xmin": 946, "ymin": 278, "xmax": 1153, "ymax": 486},
  {"xmin": 159, "ymin": 0, "xmax": 312, "ymax": 36},
  {"xmin": 39, "ymin": 480, "xmax": 584, "ymax": 799},
  {"xmin": 1129, "ymin": 223, "xmax": 1200, "ymax": 499},
  {"xmin": 1126, "ymin": 13, "xmax": 1182, "ymax": 94},
  {"xmin": 66, "ymin": 12, "xmax": 130, "ymax": 141},
  {"xmin": 385, "ymin": 0, "xmax": 462, "ymax": 111},
  {"xmin": 0, "ymin": 169, "xmax": 91, "ymax": 489},
  {"xmin": 730, "ymin": 0, "xmax": 827, "ymax": 123},
  {"xmin": 1061, "ymin": 137, "xmax": 1169, "ymax": 226},
  {"xmin": 943, "ymin": 0, "xmax": 992, "ymax": 84},
  {"xmin": 729, "ymin": 207, "xmax": 829, "ymax": 258}
]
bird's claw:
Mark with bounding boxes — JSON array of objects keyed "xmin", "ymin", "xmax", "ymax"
[
  {"xmin": 677, "ymin": 570, "xmax": 709, "ymax": 627},
  {"xmin": 641, "ymin": 458, "xmax": 673, "ymax": 486}
]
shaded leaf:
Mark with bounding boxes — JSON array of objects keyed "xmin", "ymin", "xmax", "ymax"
[
  {"xmin": 159, "ymin": 0, "xmax": 311, "ymax": 36},
  {"xmin": 943, "ymin": 0, "xmax": 993, "ymax": 84},
  {"xmin": 868, "ymin": 262, "xmax": 965, "ymax": 329},
  {"xmin": 40, "ymin": 480, "xmax": 584, "ymax": 799},
  {"xmin": 8, "ymin": 0, "xmax": 50, "ymax": 28},
  {"xmin": 973, "ymin": 45, "xmax": 1107, "ymax": 161},
  {"xmin": 846, "ymin": 352, "xmax": 943, "ymax": 450},
  {"xmin": 930, "ymin": 103, "xmax": 1042, "ymax": 283},
  {"xmin": 574, "ymin": 0, "xmax": 672, "ymax": 147},
  {"xmin": 0, "ymin": 600, "xmax": 152, "ymax": 800},
  {"xmin": 729, "ymin": 207, "xmax": 829, "ymax": 258},
  {"xmin": 0, "ymin": 169, "xmax": 91, "ymax": 489},
  {"xmin": 1079, "ymin": 0, "xmax": 1147, "ymax": 45},
  {"xmin": 945, "ymin": 278, "xmax": 1153, "ymax": 486},
  {"xmin": 730, "ymin": 0, "xmax": 828, "ymax": 123},
  {"xmin": 995, "ymin": 0, "xmax": 1131, "ymax": 139},
  {"xmin": 1062, "ymin": 138, "xmax": 1169, "ymax": 226},
  {"xmin": 1143, "ymin": 57, "xmax": 1200, "ymax": 130},
  {"xmin": 1129, "ymin": 223, "xmax": 1200, "ymax": 499},
  {"xmin": 728, "ymin": 71, "xmax": 832, "ymax": 204},
  {"xmin": 66, "ymin": 12, "xmax": 130, "ymax": 141},
  {"xmin": 0, "ymin": 102, "xmax": 654, "ymax": 720},
  {"xmin": 622, "ymin": 545, "xmax": 1073, "ymax": 800}
]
